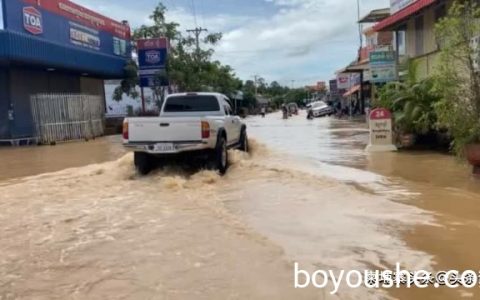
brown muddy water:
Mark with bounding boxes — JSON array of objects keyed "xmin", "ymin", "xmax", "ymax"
[{"xmin": 0, "ymin": 111, "xmax": 479, "ymax": 300}]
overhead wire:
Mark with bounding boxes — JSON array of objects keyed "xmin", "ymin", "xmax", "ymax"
[
  {"xmin": 199, "ymin": 0, "xmax": 207, "ymax": 29},
  {"xmin": 190, "ymin": 0, "xmax": 198, "ymax": 28}
]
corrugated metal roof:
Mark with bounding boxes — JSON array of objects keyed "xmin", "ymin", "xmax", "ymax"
[
  {"xmin": 0, "ymin": 30, "xmax": 128, "ymax": 78},
  {"xmin": 358, "ymin": 8, "xmax": 390, "ymax": 24}
]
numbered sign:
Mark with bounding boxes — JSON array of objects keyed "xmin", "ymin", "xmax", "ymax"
[{"xmin": 366, "ymin": 108, "xmax": 397, "ymax": 152}]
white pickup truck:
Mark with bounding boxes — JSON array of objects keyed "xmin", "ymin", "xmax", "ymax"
[{"xmin": 122, "ymin": 92, "xmax": 248, "ymax": 175}]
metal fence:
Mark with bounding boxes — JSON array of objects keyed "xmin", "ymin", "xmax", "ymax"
[{"xmin": 30, "ymin": 94, "xmax": 105, "ymax": 144}]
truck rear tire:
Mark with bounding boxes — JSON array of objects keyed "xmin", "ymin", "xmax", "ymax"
[
  {"xmin": 134, "ymin": 152, "xmax": 153, "ymax": 175},
  {"xmin": 210, "ymin": 136, "xmax": 228, "ymax": 175},
  {"xmin": 239, "ymin": 129, "xmax": 249, "ymax": 153}
]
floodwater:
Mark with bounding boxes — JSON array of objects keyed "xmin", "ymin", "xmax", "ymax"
[{"xmin": 0, "ymin": 112, "xmax": 479, "ymax": 300}]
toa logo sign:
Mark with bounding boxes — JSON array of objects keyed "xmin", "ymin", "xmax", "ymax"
[
  {"xmin": 23, "ymin": 6, "xmax": 43, "ymax": 35},
  {"xmin": 145, "ymin": 50, "xmax": 162, "ymax": 64}
]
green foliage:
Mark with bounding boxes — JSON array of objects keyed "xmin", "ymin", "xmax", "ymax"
[
  {"xmin": 115, "ymin": 2, "xmax": 241, "ymax": 100},
  {"xmin": 115, "ymin": 2, "xmax": 295, "ymax": 112},
  {"xmin": 375, "ymin": 60, "xmax": 441, "ymax": 134},
  {"xmin": 113, "ymin": 60, "xmax": 139, "ymax": 101},
  {"xmin": 284, "ymin": 89, "xmax": 308, "ymax": 106},
  {"xmin": 435, "ymin": 0, "xmax": 480, "ymax": 157}
]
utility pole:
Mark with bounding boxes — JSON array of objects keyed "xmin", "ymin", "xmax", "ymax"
[
  {"xmin": 186, "ymin": 27, "xmax": 208, "ymax": 54},
  {"xmin": 291, "ymin": 80, "xmax": 295, "ymax": 89},
  {"xmin": 254, "ymin": 75, "xmax": 259, "ymax": 97},
  {"xmin": 357, "ymin": 0, "xmax": 363, "ymax": 47}
]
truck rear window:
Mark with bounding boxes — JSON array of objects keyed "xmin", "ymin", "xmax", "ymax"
[{"xmin": 164, "ymin": 96, "xmax": 220, "ymax": 112}]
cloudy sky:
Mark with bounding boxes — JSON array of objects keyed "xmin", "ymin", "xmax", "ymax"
[{"xmin": 75, "ymin": 0, "xmax": 390, "ymax": 86}]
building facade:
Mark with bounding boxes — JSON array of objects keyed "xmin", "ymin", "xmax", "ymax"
[
  {"xmin": 0, "ymin": 0, "xmax": 131, "ymax": 139},
  {"xmin": 374, "ymin": 0, "xmax": 448, "ymax": 79}
]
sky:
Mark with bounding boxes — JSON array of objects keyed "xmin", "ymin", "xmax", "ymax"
[{"xmin": 74, "ymin": 0, "xmax": 390, "ymax": 87}]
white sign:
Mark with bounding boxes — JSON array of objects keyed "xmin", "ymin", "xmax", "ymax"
[
  {"xmin": 337, "ymin": 73, "xmax": 350, "ymax": 90},
  {"xmin": 390, "ymin": 0, "xmax": 416, "ymax": 14},
  {"xmin": 366, "ymin": 108, "xmax": 397, "ymax": 152}
]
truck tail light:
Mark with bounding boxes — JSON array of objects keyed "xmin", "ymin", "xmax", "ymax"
[
  {"xmin": 201, "ymin": 121, "xmax": 210, "ymax": 139},
  {"xmin": 122, "ymin": 121, "xmax": 129, "ymax": 140}
]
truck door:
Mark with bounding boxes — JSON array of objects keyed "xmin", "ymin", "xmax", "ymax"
[{"xmin": 223, "ymin": 103, "xmax": 236, "ymax": 146}]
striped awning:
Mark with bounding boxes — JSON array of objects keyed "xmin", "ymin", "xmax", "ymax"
[{"xmin": 373, "ymin": 0, "xmax": 437, "ymax": 32}]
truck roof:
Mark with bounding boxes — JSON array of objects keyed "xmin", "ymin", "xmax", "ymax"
[{"xmin": 167, "ymin": 92, "xmax": 228, "ymax": 98}]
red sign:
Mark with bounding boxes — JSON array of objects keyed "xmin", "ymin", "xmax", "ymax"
[
  {"xmin": 23, "ymin": 6, "xmax": 43, "ymax": 35},
  {"xmin": 370, "ymin": 108, "xmax": 392, "ymax": 120},
  {"xmin": 137, "ymin": 38, "xmax": 169, "ymax": 50},
  {"xmin": 22, "ymin": 0, "xmax": 131, "ymax": 39}
]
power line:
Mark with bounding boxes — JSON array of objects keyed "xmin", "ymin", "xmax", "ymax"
[
  {"xmin": 199, "ymin": 0, "xmax": 207, "ymax": 29},
  {"xmin": 189, "ymin": 0, "xmax": 198, "ymax": 28}
]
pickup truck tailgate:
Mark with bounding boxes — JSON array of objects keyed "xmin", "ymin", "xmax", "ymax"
[{"xmin": 128, "ymin": 117, "xmax": 202, "ymax": 142}]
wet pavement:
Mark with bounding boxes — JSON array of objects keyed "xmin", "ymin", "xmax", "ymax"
[{"xmin": 0, "ymin": 111, "xmax": 479, "ymax": 299}]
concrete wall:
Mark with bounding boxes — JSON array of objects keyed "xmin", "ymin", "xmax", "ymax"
[
  {"xmin": 424, "ymin": 8, "xmax": 437, "ymax": 54},
  {"xmin": 406, "ymin": 18, "xmax": 416, "ymax": 58},
  {"xmin": 402, "ymin": 4, "xmax": 447, "ymax": 79},
  {"xmin": 80, "ymin": 77, "xmax": 105, "ymax": 96}
]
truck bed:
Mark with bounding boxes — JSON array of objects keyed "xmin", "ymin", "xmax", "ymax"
[{"xmin": 128, "ymin": 117, "xmax": 203, "ymax": 143}]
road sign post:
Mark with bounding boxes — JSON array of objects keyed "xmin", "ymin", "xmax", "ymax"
[
  {"xmin": 366, "ymin": 108, "xmax": 397, "ymax": 152},
  {"xmin": 137, "ymin": 38, "xmax": 169, "ymax": 89}
]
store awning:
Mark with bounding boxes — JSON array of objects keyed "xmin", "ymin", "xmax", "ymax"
[
  {"xmin": 0, "ymin": 30, "xmax": 128, "ymax": 78},
  {"xmin": 336, "ymin": 61, "xmax": 369, "ymax": 74},
  {"xmin": 343, "ymin": 85, "xmax": 361, "ymax": 97},
  {"xmin": 373, "ymin": 0, "xmax": 437, "ymax": 32}
]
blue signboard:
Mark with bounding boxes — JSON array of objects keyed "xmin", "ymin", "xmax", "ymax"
[
  {"xmin": 137, "ymin": 38, "xmax": 169, "ymax": 88},
  {"xmin": 2, "ymin": 0, "xmax": 130, "ymax": 58}
]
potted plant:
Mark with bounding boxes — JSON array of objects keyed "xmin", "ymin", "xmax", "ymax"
[{"xmin": 435, "ymin": 0, "xmax": 480, "ymax": 175}]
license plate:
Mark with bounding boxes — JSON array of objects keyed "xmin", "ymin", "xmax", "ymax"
[{"xmin": 153, "ymin": 143, "xmax": 175, "ymax": 152}]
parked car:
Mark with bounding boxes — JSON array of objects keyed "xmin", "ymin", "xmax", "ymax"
[
  {"xmin": 309, "ymin": 101, "xmax": 335, "ymax": 118},
  {"xmin": 123, "ymin": 92, "xmax": 248, "ymax": 175}
]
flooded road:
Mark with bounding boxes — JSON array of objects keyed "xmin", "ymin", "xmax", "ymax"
[{"xmin": 0, "ymin": 112, "xmax": 479, "ymax": 299}]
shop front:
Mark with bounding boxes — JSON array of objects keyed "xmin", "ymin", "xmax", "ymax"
[{"xmin": 0, "ymin": 0, "xmax": 131, "ymax": 140}]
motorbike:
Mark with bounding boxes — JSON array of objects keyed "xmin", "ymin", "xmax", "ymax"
[{"xmin": 307, "ymin": 110, "xmax": 314, "ymax": 120}]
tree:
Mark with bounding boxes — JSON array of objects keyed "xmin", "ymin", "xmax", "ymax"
[
  {"xmin": 268, "ymin": 81, "xmax": 284, "ymax": 96},
  {"xmin": 435, "ymin": 0, "xmax": 480, "ymax": 157},
  {"xmin": 284, "ymin": 88, "xmax": 307, "ymax": 106},
  {"xmin": 114, "ymin": 3, "xmax": 241, "ymax": 103}
]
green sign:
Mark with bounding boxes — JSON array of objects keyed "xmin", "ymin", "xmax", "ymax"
[{"xmin": 370, "ymin": 51, "xmax": 397, "ymax": 83}]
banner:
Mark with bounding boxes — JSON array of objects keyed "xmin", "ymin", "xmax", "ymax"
[
  {"xmin": 3, "ymin": 0, "xmax": 130, "ymax": 57},
  {"xmin": 337, "ymin": 73, "xmax": 350, "ymax": 90},
  {"xmin": 329, "ymin": 79, "xmax": 338, "ymax": 96}
]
